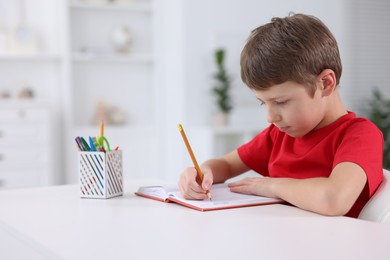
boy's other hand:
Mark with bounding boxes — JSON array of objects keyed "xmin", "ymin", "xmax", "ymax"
[
  {"xmin": 228, "ymin": 177, "xmax": 276, "ymax": 198},
  {"xmin": 178, "ymin": 167, "xmax": 213, "ymax": 200}
]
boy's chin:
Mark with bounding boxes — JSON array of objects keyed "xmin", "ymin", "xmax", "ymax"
[
  {"xmin": 285, "ymin": 130, "xmax": 306, "ymax": 138},
  {"xmin": 277, "ymin": 125, "xmax": 309, "ymax": 137}
]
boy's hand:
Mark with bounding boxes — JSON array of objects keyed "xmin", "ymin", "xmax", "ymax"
[
  {"xmin": 228, "ymin": 177, "xmax": 276, "ymax": 198},
  {"xmin": 178, "ymin": 167, "xmax": 213, "ymax": 200}
]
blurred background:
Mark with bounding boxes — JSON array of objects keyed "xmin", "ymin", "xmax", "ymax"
[{"xmin": 0, "ymin": 0, "xmax": 389, "ymax": 189}]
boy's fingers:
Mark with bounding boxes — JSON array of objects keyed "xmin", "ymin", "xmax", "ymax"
[
  {"xmin": 184, "ymin": 188, "xmax": 209, "ymax": 200},
  {"xmin": 202, "ymin": 177, "xmax": 213, "ymax": 190},
  {"xmin": 228, "ymin": 179, "xmax": 245, "ymax": 187},
  {"xmin": 201, "ymin": 170, "xmax": 213, "ymax": 190},
  {"xmin": 189, "ymin": 182, "xmax": 205, "ymax": 193},
  {"xmin": 179, "ymin": 166, "xmax": 212, "ymax": 200},
  {"xmin": 181, "ymin": 167, "xmax": 199, "ymax": 185},
  {"xmin": 180, "ymin": 167, "xmax": 208, "ymax": 198},
  {"xmin": 180, "ymin": 180, "xmax": 208, "ymax": 200}
]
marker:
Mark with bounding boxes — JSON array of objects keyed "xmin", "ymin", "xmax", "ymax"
[
  {"xmin": 89, "ymin": 136, "xmax": 96, "ymax": 151},
  {"xmin": 79, "ymin": 137, "xmax": 91, "ymax": 152},
  {"xmin": 75, "ymin": 137, "xmax": 83, "ymax": 151}
]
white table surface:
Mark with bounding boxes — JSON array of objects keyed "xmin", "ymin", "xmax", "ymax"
[{"xmin": 1, "ymin": 180, "xmax": 390, "ymax": 260}]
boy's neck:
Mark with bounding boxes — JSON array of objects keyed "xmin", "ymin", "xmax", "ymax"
[{"xmin": 319, "ymin": 89, "xmax": 348, "ymax": 129}]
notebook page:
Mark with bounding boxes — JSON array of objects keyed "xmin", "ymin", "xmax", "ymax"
[
  {"xmin": 136, "ymin": 185, "xmax": 178, "ymax": 200},
  {"xmin": 168, "ymin": 183, "xmax": 281, "ymax": 210}
]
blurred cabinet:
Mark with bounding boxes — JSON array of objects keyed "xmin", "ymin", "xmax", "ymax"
[
  {"xmin": 211, "ymin": 126, "xmax": 261, "ymax": 157},
  {"xmin": 0, "ymin": 0, "xmax": 64, "ymax": 187},
  {"xmin": 68, "ymin": 0, "xmax": 156, "ymax": 127},
  {"xmin": 64, "ymin": 0, "xmax": 161, "ymax": 182},
  {"xmin": 0, "ymin": 0, "xmax": 160, "ymax": 185},
  {"xmin": 187, "ymin": 126, "xmax": 262, "ymax": 162},
  {"xmin": 0, "ymin": 103, "xmax": 53, "ymax": 188}
]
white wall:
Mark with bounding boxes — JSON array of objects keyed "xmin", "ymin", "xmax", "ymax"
[
  {"xmin": 346, "ymin": 0, "xmax": 390, "ymax": 114},
  {"xmin": 179, "ymin": 0, "xmax": 349, "ymax": 127},
  {"xmin": 1, "ymin": 0, "xmax": 389, "ymax": 183},
  {"xmin": 161, "ymin": 0, "xmax": 390, "ymax": 181},
  {"xmin": 161, "ymin": 0, "xmax": 353, "ymax": 180}
]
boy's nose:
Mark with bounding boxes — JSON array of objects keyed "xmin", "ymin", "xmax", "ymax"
[{"xmin": 266, "ymin": 109, "xmax": 281, "ymax": 124}]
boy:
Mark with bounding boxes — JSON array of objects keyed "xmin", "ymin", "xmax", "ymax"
[{"xmin": 178, "ymin": 13, "xmax": 384, "ymax": 218}]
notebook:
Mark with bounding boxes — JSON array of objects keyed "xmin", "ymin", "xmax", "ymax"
[{"xmin": 135, "ymin": 183, "xmax": 283, "ymax": 211}]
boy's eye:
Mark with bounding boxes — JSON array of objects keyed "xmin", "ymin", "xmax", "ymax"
[{"xmin": 275, "ymin": 100, "xmax": 288, "ymax": 105}]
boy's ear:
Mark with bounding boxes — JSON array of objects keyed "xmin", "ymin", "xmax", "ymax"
[{"xmin": 317, "ymin": 69, "xmax": 336, "ymax": 97}]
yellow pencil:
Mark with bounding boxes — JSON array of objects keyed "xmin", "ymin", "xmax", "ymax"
[
  {"xmin": 178, "ymin": 124, "xmax": 212, "ymax": 200},
  {"xmin": 100, "ymin": 120, "xmax": 104, "ymax": 137}
]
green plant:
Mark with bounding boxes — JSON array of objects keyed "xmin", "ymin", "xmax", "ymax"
[
  {"xmin": 212, "ymin": 48, "xmax": 232, "ymax": 114},
  {"xmin": 367, "ymin": 89, "xmax": 390, "ymax": 169}
]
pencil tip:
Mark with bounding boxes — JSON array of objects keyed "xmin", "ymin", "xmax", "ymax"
[{"xmin": 207, "ymin": 191, "xmax": 212, "ymax": 201}]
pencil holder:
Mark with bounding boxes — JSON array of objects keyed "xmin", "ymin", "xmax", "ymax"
[{"xmin": 78, "ymin": 150, "xmax": 123, "ymax": 199}]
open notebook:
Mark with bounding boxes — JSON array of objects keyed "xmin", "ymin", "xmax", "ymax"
[{"xmin": 135, "ymin": 183, "xmax": 283, "ymax": 211}]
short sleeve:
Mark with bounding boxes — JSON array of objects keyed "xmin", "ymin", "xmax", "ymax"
[
  {"xmin": 237, "ymin": 125, "xmax": 276, "ymax": 176},
  {"xmin": 333, "ymin": 120, "xmax": 384, "ymax": 196}
]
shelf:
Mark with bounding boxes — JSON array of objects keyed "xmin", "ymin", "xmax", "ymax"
[
  {"xmin": 66, "ymin": 0, "xmax": 159, "ymax": 183},
  {"xmin": 69, "ymin": 1, "xmax": 153, "ymax": 12},
  {"xmin": 72, "ymin": 52, "xmax": 153, "ymax": 63},
  {"xmin": 0, "ymin": 99, "xmax": 52, "ymax": 109},
  {"xmin": 0, "ymin": 53, "xmax": 62, "ymax": 62}
]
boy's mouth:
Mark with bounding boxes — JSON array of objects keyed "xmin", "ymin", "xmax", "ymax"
[{"xmin": 277, "ymin": 126, "xmax": 290, "ymax": 132}]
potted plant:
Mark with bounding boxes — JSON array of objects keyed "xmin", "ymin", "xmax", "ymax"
[
  {"xmin": 212, "ymin": 48, "xmax": 233, "ymax": 126},
  {"xmin": 366, "ymin": 89, "xmax": 390, "ymax": 169}
]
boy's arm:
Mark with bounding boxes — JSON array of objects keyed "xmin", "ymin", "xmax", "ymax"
[
  {"xmin": 178, "ymin": 150, "xmax": 249, "ymax": 200},
  {"xmin": 202, "ymin": 150, "xmax": 250, "ymax": 183},
  {"xmin": 229, "ymin": 162, "xmax": 367, "ymax": 216}
]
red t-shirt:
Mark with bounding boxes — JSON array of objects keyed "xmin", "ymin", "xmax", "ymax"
[{"xmin": 237, "ymin": 112, "xmax": 384, "ymax": 217}]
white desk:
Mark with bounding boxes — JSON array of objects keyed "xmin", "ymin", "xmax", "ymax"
[{"xmin": 1, "ymin": 181, "xmax": 390, "ymax": 260}]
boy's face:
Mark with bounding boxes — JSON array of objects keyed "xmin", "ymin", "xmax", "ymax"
[{"xmin": 254, "ymin": 81, "xmax": 326, "ymax": 138}]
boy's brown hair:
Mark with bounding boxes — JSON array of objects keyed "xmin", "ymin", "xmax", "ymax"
[{"xmin": 240, "ymin": 13, "xmax": 342, "ymax": 96}]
